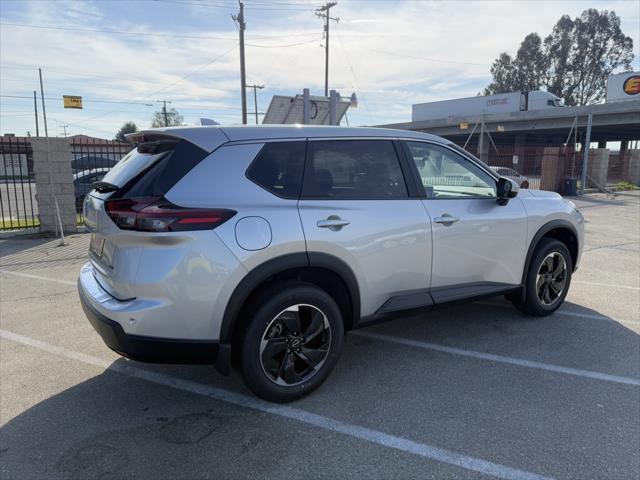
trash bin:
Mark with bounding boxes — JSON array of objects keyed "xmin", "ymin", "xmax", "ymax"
[{"xmin": 564, "ymin": 177, "xmax": 578, "ymax": 196}]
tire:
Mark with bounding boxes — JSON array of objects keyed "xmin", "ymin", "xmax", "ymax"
[
  {"xmin": 512, "ymin": 238, "xmax": 572, "ymax": 316},
  {"xmin": 239, "ymin": 281, "xmax": 344, "ymax": 403}
]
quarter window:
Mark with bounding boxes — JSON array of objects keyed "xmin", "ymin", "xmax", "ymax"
[
  {"xmin": 405, "ymin": 142, "xmax": 496, "ymax": 199},
  {"xmin": 302, "ymin": 140, "xmax": 408, "ymax": 199},
  {"xmin": 246, "ymin": 141, "xmax": 306, "ymax": 199}
]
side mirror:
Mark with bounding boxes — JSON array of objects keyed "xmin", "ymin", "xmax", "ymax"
[{"xmin": 496, "ymin": 177, "xmax": 519, "ymax": 205}]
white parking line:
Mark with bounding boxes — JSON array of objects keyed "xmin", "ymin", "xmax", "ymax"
[
  {"xmin": 0, "ymin": 328, "xmax": 552, "ymax": 480},
  {"xmin": 476, "ymin": 300, "xmax": 639, "ymax": 328},
  {"xmin": 2, "ymin": 268, "xmax": 636, "ymax": 327},
  {"xmin": 353, "ymin": 331, "xmax": 640, "ymax": 387},
  {"xmin": 573, "ymin": 280, "xmax": 640, "ymax": 291},
  {"xmin": 0, "ymin": 269, "xmax": 76, "ymax": 286}
]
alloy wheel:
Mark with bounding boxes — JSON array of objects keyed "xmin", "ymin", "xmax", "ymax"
[
  {"xmin": 259, "ymin": 304, "xmax": 332, "ymax": 386},
  {"xmin": 536, "ymin": 252, "xmax": 567, "ymax": 306}
]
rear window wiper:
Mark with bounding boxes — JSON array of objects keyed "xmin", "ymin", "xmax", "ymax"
[{"xmin": 92, "ymin": 181, "xmax": 119, "ymax": 193}]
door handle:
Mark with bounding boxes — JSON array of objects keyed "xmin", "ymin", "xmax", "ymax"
[
  {"xmin": 433, "ymin": 214, "xmax": 460, "ymax": 225},
  {"xmin": 317, "ymin": 216, "xmax": 350, "ymax": 231}
]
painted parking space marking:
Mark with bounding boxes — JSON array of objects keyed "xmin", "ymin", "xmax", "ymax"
[
  {"xmin": 476, "ymin": 300, "xmax": 639, "ymax": 327},
  {"xmin": 573, "ymin": 280, "xmax": 640, "ymax": 291},
  {"xmin": 0, "ymin": 268, "xmax": 76, "ymax": 286},
  {"xmin": 353, "ymin": 331, "xmax": 640, "ymax": 387},
  {"xmin": 2, "ymin": 268, "xmax": 636, "ymax": 326},
  {"xmin": 0, "ymin": 328, "xmax": 553, "ymax": 480}
]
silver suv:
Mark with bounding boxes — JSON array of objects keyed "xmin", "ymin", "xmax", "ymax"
[{"xmin": 78, "ymin": 126, "xmax": 584, "ymax": 402}]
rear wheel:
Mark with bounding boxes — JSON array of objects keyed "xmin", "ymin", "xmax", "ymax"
[
  {"xmin": 240, "ymin": 282, "xmax": 344, "ymax": 402},
  {"xmin": 512, "ymin": 238, "xmax": 572, "ymax": 316}
]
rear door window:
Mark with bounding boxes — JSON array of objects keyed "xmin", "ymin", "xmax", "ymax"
[
  {"xmin": 246, "ymin": 141, "xmax": 306, "ymax": 199},
  {"xmin": 302, "ymin": 140, "xmax": 408, "ymax": 199}
]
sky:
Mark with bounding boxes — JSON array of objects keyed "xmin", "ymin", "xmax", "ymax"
[{"xmin": 1, "ymin": 0, "xmax": 639, "ymax": 138}]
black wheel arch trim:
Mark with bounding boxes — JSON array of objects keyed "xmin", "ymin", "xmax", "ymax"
[
  {"xmin": 520, "ymin": 219, "xmax": 579, "ymax": 297},
  {"xmin": 217, "ymin": 251, "xmax": 360, "ymax": 372}
]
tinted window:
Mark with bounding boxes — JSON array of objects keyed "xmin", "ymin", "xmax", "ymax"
[
  {"xmin": 114, "ymin": 140, "xmax": 208, "ymax": 198},
  {"xmin": 303, "ymin": 140, "xmax": 407, "ymax": 199},
  {"xmin": 406, "ymin": 142, "xmax": 496, "ymax": 199},
  {"xmin": 246, "ymin": 141, "xmax": 306, "ymax": 199}
]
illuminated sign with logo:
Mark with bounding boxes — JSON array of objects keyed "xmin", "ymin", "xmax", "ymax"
[{"xmin": 622, "ymin": 75, "xmax": 640, "ymax": 95}]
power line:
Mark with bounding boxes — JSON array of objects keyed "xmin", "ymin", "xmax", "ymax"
[
  {"xmin": 334, "ymin": 24, "xmax": 373, "ymax": 124},
  {"xmin": 0, "ymin": 94, "xmax": 153, "ymax": 106},
  {"xmin": 0, "ymin": 94, "xmax": 242, "ymax": 112},
  {"xmin": 77, "ymin": 43, "xmax": 238, "ymax": 125},
  {"xmin": 246, "ymin": 37, "xmax": 322, "ymax": 48},
  {"xmin": 349, "ymin": 44, "xmax": 488, "ymax": 67},
  {"xmin": 147, "ymin": 43, "xmax": 239, "ymax": 97},
  {"xmin": 0, "ymin": 22, "xmax": 239, "ymax": 40},
  {"xmin": 0, "ymin": 22, "xmax": 319, "ymax": 41},
  {"xmin": 153, "ymin": 0, "xmax": 315, "ymax": 11}
]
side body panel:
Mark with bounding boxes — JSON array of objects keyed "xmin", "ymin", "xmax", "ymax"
[
  {"xmin": 518, "ymin": 189, "xmax": 585, "ymax": 270},
  {"xmin": 423, "ymin": 197, "xmax": 528, "ymax": 287},
  {"xmin": 166, "ymin": 141, "xmax": 308, "ymax": 338},
  {"xmin": 298, "ymin": 200, "xmax": 432, "ymax": 316}
]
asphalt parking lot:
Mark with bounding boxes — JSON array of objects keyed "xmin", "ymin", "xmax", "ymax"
[{"xmin": 1, "ymin": 192, "xmax": 638, "ymax": 480}]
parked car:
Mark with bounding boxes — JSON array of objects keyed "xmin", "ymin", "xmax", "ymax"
[
  {"xmin": 74, "ymin": 168, "xmax": 110, "ymax": 212},
  {"xmin": 72, "ymin": 155, "xmax": 119, "ymax": 170},
  {"xmin": 78, "ymin": 126, "xmax": 584, "ymax": 402},
  {"xmin": 489, "ymin": 166, "xmax": 530, "ymax": 188}
]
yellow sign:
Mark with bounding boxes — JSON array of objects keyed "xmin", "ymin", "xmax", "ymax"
[
  {"xmin": 459, "ymin": 122, "xmax": 469, "ymax": 130},
  {"xmin": 623, "ymin": 75, "xmax": 640, "ymax": 95},
  {"xmin": 63, "ymin": 95, "xmax": 83, "ymax": 109}
]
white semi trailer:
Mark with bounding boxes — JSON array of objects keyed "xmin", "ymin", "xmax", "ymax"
[{"xmin": 412, "ymin": 91, "xmax": 564, "ymax": 122}]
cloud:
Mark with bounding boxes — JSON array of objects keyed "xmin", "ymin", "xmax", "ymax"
[{"xmin": 1, "ymin": 0, "xmax": 638, "ymax": 136}]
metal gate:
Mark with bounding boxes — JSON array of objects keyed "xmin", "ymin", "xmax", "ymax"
[
  {"xmin": 70, "ymin": 136, "xmax": 132, "ymax": 223},
  {"xmin": 0, "ymin": 136, "xmax": 38, "ymax": 231}
]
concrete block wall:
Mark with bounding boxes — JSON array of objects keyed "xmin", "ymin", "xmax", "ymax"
[
  {"xmin": 587, "ymin": 148, "xmax": 610, "ymax": 188},
  {"xmin": 628, "ymin": 150, "xmax": 640, "ymax": 186},
  {"xmin": 31, "ymin": 138, "xmax": 77, "ymax": 234}
]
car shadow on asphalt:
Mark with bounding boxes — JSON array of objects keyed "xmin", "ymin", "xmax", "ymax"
[{"xmin": 3, "ymin": 299, "xmax": 639, "ymax": 479}]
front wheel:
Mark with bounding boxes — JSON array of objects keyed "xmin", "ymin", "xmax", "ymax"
[
  {"xmin": 240, "ymin": 282, "xmax": 344, "ymax": 403},
  {"xmin": 512, "ymin": 238, "xmax": 572, "ymax": 316}
]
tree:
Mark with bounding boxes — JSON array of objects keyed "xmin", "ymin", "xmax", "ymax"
[
  {"xmin": 114, "ymin": 121, "xmax": 138, "ymax": 142},
  {"xmin": 151, "ymin": 108, "xmax": 184, "ymax": 128},
  {"xmin": 485, "ymin": 9, "xmax": 634, "ymax": 105}
]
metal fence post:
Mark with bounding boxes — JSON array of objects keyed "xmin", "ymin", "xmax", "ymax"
[{"xmin": 580, "ymin": 113, "xmax": 593, "ymax": 194}]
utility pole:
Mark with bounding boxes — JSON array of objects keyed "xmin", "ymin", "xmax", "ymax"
[
  {"xmin": 316, "ymin": 2, "xmax": 339, "ymax": 97},
  {"xmin": 157, "ymin": 100, "xmax": 172, "ymax": 126},
  {"xmin": 233, "ymin": 1, "xmax": 248, "ymax": 124},
  {"xmin": 246, "ymin": 84, "xmax": 264, "ymax": 124},
  {"xmin": 33, "ymin": 90, "xmax": 39, "ymax": 136},
  {"xmin": 61, "ymin": 125, "xmax": 69, "ymax": 138}
]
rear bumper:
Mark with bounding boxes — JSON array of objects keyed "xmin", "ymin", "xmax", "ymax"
[{"xmin": 78, "ymin": 277, "xmax": 218, "ymax": 365}]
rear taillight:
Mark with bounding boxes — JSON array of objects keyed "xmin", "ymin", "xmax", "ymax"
[{"xmin": 105, "ymin": 197, "xmax": 235, "ymax": 232}]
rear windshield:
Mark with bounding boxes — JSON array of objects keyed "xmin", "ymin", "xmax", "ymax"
[
  {"xmin": 99, "ymin": 149, "xmax": 166, "ymax": 189},
  {"xmin": 103, "ymin": 140, "xmax": 209, "ymax": 198}
]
